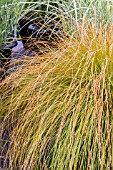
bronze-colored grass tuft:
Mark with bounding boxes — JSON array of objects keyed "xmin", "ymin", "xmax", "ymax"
[{"xmin": 0, "ymin": 22, "xmax": 113, "ymax": 170}]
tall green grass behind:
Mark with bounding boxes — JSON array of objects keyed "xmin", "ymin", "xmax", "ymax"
[
  {"xmin": 0, "ymin": 22, "xmax": 113, "ymax": 170},
  {"xmin": 1, "ymin": 0, "xmax": 113, "ymax": 43}
]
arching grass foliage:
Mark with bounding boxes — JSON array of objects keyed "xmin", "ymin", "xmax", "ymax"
[{"xmin": 0, "ymin": 22, "xmax": 113, "ymax": 169}]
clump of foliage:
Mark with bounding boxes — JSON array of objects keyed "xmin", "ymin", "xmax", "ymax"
[{"xmin": 0, "ymin": 21, "xmax": 113, "ymax": 169}]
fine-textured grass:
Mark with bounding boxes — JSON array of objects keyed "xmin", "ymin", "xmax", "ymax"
[
  {"xmin": 0, "ymin": 22, "xmax": 113, "ymax": 169},
  {"xmin": 1, "ymin": 0, "xmax": 113, "ymax": 44}
]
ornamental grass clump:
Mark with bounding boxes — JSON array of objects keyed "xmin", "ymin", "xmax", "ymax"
[{"xmin": 0, "ymin": 22, "xmax": 113, "ymax": 170}]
